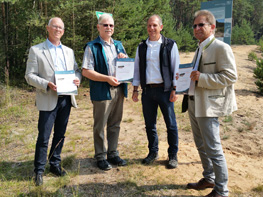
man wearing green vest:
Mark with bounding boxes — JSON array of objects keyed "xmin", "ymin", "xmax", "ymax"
[
  {"xmin": 182, "ymin": 10, "xmax": 237, "ymax": 197},
  {"xmin": 82, "ymin": 13, "xmax": 128, "ymax": 171}
]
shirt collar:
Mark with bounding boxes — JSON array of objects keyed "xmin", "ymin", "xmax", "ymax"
[
  {"xmin": 198, "ymin": 34, "xmax": 214, "ymax": 49},
  {"xmin": 146, "ymin": 35, "xmax": 163, "ymax": 45},
  {"xmin": 99, "ymin": 36, "xmax": 114, "ymax": 45},
  {"xmin": 46, "ymin": 38, "xmax": 62, "ymax": 49}
]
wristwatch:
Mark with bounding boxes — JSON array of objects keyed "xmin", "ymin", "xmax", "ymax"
[{"xmin": 172, "ymin": 87, "xmax": 176, "ymax": 91}]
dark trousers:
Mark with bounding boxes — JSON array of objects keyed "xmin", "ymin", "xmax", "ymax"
[
  {"xmin": 141, "ymin": 87, "xmax": 178, "ymax": 155},
  {"xmin": 34, "ymin": 96, "xmax": 71, "ymax": 173}
]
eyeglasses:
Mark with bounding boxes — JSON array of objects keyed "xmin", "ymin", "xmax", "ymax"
[
  {"xmin": 192, "ymin": 23, "xmax": 210, "ymax": 29},
  {"xmin": 51, "ymin": 25, "xmax": 64, "ymax": 30},
  {"xmin": 99, "ymin": 23, "xmax": 114, "ymax": 28}
]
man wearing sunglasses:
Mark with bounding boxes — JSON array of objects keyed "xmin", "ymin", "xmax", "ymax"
[
  {"xmin": 132, "ymin": 15, "xmax": 180, "ymax": 169},
  {"xmin": 82, "ymin": 13, "xmax": 128, "ymax": 171},
  {"xmin": 182, "ymin": 10, "xmax": 237, "ymax": 197}
]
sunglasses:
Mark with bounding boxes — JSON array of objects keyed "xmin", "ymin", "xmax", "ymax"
[
  {"xmin": 99, "ymin": 23, "xmax": 114, "ymax": 28},
  {"xmin": 192, "ymin": 23, "xmax": 210, "ymax": 29}
]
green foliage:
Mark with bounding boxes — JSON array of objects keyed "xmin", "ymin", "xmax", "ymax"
[
  {"xmin": 259, "ymin": 37, "xmax": 263, "ymax": 52},
  {"xmin": 232, "ymin": 20, "xmax": 255, "ymax": 45},
  {"xmin": 1, "ymin": 0, "xmax": 263, "ymax": 85},
  {"xmin": 173, "ymin": 24, "xmax": 196, "ymax": 52},
  {"xmin": 254, "ymin": 58, "xmax": 263, "ymax": 94},
  {"xmin": 248, "ymin": 52, "xmax": 258, "ymax": 61}
]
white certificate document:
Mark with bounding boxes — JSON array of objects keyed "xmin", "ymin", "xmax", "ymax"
[
  {"xmin": 55, "ymin": 70, "xmax": 78, "ymax": 95},
  {"xmin": 176, "ymin": 63, "xmax": 193, "ymax": 94},
  {"xmin": 116, "ymin": 58, "xmax": 135, "ymax": 83}
]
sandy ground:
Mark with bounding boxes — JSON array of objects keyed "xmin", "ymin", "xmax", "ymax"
[{"xmin": 63, "ymin": 45, "xmax": 263, "ymax": 196}]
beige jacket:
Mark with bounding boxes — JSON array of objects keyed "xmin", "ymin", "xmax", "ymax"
[
  {"xmin": 192, "ymin": 38, "xmax": 238, "ymax": 117},
  {"xmin": 25, "ymin": 40, "xmax": 81, "ymax": 111}
]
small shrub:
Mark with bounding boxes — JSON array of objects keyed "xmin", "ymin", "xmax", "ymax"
[
  {"xmin": 252, "ymin": 184, "xmax": 263, "ymax": 192},
  {"xmin": 253, "ymin": 58, "xmax": 263, "ymax": 94},
  {"xmin": 259, "ymin": 37, "xmax": 263, "ymax": 52},
  {"xmin": 248, "ymin": 51, "xmax": 257, "ymax": 61}
]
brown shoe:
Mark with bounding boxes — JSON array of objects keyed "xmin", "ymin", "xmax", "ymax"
[
  {"xmin": 205, "ymin": 190, "xmax": 228, "ymax": 197},
  {"xmin": 186, "ymin": 178, "xmax": 215, "ymax": 190}
]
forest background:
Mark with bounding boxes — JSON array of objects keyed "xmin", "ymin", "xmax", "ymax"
[{"xmin": 1, "ymin": 0, "xmax": 263, "ymax": 86}]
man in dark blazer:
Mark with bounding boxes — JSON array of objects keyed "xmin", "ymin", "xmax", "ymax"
[
  {"xmin": 25, "ymin": 17, "xmax": 81, "ymax": 186},
  {"xmin": 183, "ymin": 10, "xmax": 237, "ymax": 197}
]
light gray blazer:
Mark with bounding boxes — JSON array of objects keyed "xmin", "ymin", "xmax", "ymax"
[
  {"xmin": 25, "ymin": 40, "xmax": 81, "ymax": 111},
  {"xmin": 194, "ymin": 38, "xmax": 238, "ymax": 117}
]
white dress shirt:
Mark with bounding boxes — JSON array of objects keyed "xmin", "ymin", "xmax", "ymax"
[
  {"xmin": 46, "ymin": 39, "xmax": 66, "ymax": 71},
  {"xmin": 133, "ymin": 35, "xmax": 180, "ymax": 87}
]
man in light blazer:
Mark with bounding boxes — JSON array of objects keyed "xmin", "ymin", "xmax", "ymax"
[
  {"xmin": 25, "ymin": 17, "xmax": 81, "ymax": 186},
  {"xmin": 182, "ymin": 10, "xmax": 237, "ymax": 197}
]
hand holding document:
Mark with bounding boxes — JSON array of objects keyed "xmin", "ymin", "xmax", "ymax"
[
  {"xmin": 176, "ymin": 63, "xmax": 193, "ymax": 94},
  {"xmin": 115, "ymin": 58, "xmax": 135, "ymax": 83},
  {"xmin": 55, "ymin": 70, "xmax": 78, "ymax": 95}
]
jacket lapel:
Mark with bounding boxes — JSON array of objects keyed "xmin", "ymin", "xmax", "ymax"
[{"xmin": 43, "ymin": 41, "xmax": 55, "ymax": 71}]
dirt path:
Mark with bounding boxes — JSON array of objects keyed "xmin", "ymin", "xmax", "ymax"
[{"xmin": 65, "ymin": 45, "xmax": 263, "ymax": 196}]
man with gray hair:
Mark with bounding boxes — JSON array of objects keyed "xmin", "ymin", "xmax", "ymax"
[
  {"xmin": 82, "ymin": 13, "xmax": 128, "ymax": 171},
  {"xmin": 132, "ymin": 14, "xmax": 180, "ymax": 169},
  {"xmin": 183, "ymin": 10, "xmax": 237, "ymax": 197},
  {"xmin": 25, "ymin": 17, "xmax": 81, "ymax": 186}
]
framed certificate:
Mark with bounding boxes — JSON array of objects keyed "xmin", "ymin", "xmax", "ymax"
[
  {"xmin": 115, "ymin": 58, "xmax": 135, "ymax": 83},
  {"xmin": 55, "ymin": 70, "xmax": 78, "ymax": 95},
  {"xmin": 176, "ymin": 63, "xmax": 193, "ymax": 94}
]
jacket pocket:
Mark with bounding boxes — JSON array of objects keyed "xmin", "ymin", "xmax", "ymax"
[{"xmin": 203, "ymin": 62, "xmax": 216, "ymax": 65}]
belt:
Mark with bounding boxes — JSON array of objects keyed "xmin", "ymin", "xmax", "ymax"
[
  {"xmin": 189, "ymin": 96, "xmax": 194, "ymax": 101},
  {"xmin": 58, "ymin": 95, "xmax": 70, "ymax": 97},
  {"xmin": 110, "ymin": 85, "xmax": 121, "ymax": 89},
  {"xmin": 146, "ymin": 83, "xmax": 164, "ymax": 88}
]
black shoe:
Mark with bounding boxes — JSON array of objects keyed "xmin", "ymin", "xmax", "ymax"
[
  {"xmin": 107, "ymin": 156, "xmax": 127, "ymax": 166},
  {"xmin": 50, "ymin": 165, "xmax": 66, "ymax": 177},
  {"xmin": 97, "ymin": 160, "xmax": 112, "ymax": 171},
  {"xmin": 142, "ymin": 152, "xmax": 159, "ymax": 164},
  {"xmin": 34, "ymin": 173, "xmax": 43, "ymax": 186},
  {"xmin": 167, "ymin": 154, "xmax": 178, "ymax": 169}
]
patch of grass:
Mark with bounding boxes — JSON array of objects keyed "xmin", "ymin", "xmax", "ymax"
[
  {"xmin": 223, "ymin": 115, "xmax": 233, "ymax": 123},
  {"xmin": 123, "ymin": 118, "xmax": 134, "ymax": 123},
  {"xmin": 157, "ymin": 107, "xmax": 162, "ymax": 120},
  {"xmin": 248, "ymin": 51, "xmax": 258, "ymax": 61},
  {"xmin": 237, "ymin": 127, "xmax": 244, "ymax": 132},
  {"xmin": 61, "ymin": 154, "xmax": 76, "ymax": 169},
  {"xmin": 242, "ymin": 120, "xmax": 256, "ymax": 131},
  {"xmin": 252, "ymin": 184, "xmax": 263, "ymax": 192},
  {"xmin": 180, "ymin": 124, "xmax": 192, "ymax": 132},
  {"xmin": 222, "ymin": 135, "xmax": 230, "ymax": 140}
]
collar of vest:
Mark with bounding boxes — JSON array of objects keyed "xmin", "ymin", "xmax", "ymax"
[
  {"xmin": 142, "ymin": 34, "xmax": 169, "ymax": 45},
  {"xmin": 85, "ymin": 36, "xmax": 121, "ymax": 49}
]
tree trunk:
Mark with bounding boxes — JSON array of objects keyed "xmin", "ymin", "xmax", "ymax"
[{"xmin": 1, "ymin": 2, "xmax": 10, "ymax": 86}]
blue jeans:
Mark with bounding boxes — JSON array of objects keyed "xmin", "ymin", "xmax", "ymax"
[
  {"xmin": 141, "ymin": 86, "xmax": 178, "ymax": 155},
  {"xmin": 34, "ymin": 96, "xmax": 71, "ymax": 173}
]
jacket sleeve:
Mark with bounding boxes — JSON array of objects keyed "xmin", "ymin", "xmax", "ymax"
[
  {"xmin": 198, "ymin": 43, "xmax": 237, "ymax": 90},
  {"xmin": 25, "ymin": 46, "xmax": 49, "ymax": 93}
]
